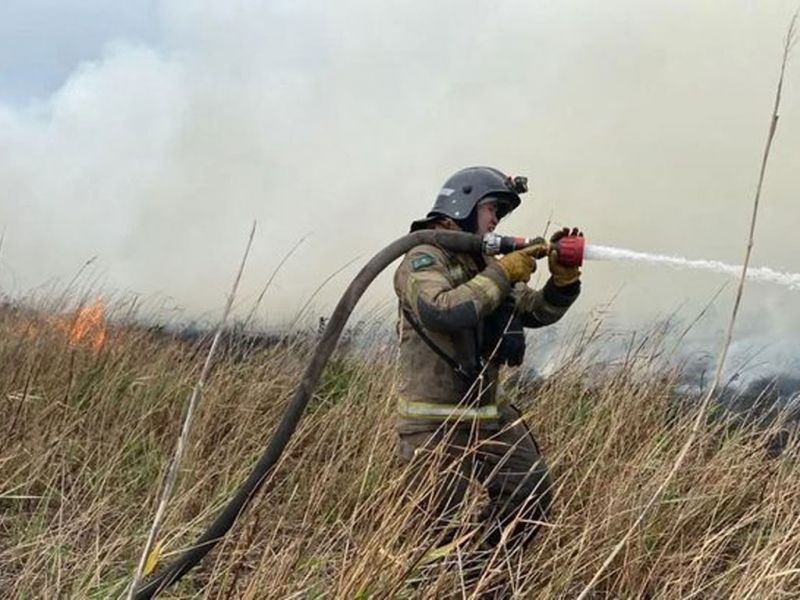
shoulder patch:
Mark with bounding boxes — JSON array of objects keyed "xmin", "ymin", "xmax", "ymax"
[{"xmin": 411, "ymin": 253, "xmax": 435, "ymax": 271}]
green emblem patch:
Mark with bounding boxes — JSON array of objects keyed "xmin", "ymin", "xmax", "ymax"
[{"xmin": 411, "ymin": 254, "xmax": 435, "ymax": 271}]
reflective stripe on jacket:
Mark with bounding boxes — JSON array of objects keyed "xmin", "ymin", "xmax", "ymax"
[{"xmin": 397, "ymin": 397, "xmax": 500, "ymax": 420}]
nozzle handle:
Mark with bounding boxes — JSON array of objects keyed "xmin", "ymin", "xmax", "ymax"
[
  {"xmin": 482, "ymin": 233, "xmax": 547, "ymax": 256},
  {"xmin": 482, "ymin": 233, "xmax": 585, "ymax": 267}
]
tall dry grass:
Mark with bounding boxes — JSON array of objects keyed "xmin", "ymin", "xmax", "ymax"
[{"xmin": 1, "ymin": 298, "xmax": 799, "ymax": 599}]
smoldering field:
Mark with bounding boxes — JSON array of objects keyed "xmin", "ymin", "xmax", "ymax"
[
  {"xmin": 2, "ymin": 0, "xmax": 800, "ymax": 324},
  {"xmin": 2, "ymin": 289, "xmax": 800, "ymax": 599},
  {"xmin": 3, "ymin": 1, "xmax": 800, "ymax": 597},
  {"xmin": 2, "ymin": 0, "xmax": 798, "ymax": 399}
]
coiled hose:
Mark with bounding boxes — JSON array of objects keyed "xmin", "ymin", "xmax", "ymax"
[{"xmin": 133, "ymin": 230, "xmax": 483, "ymax": 598}]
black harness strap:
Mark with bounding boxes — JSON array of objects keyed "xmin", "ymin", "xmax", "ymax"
[{"xmin": 402, "ymin": 308, "xmax": 476, "ymax": 383}]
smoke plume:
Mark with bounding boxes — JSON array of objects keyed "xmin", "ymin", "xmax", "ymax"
[{"xmin": 1, "ymin": 1, "xmax": 798, "ymax": 377}]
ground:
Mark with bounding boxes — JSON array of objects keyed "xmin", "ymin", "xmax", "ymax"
[{"xmin": 2, "ymin": 302, "xmax": 799, "ymax": 598}]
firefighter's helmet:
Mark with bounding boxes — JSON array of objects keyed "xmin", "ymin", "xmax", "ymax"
[{"xmin": 410, "ymin": 166, "xmax": 527, "ymax": 232}]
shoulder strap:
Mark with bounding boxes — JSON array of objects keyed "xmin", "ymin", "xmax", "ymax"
[{"xmin": 401, "ymin": 308, "xmax": 476, "ymax": 383}]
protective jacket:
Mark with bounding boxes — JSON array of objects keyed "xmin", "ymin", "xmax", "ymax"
[{"xmin": 393, "ymin": 241, "xmax": 580, "ymax": 433}]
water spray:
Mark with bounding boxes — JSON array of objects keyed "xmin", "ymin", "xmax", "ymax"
[
  {"xmin": 483, "ymin": 233, "xmax": 800, "ymax": 291},
  {"xmin": 584, "ymin": 244, "xmax": 800, "ymax": 290}
]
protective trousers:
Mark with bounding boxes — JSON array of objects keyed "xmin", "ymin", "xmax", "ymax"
[{"xmin": 396, "ymin": 405, "xmax": 552, "ymax": 553}]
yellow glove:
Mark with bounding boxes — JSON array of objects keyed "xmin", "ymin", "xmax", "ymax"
[
  {"xmin": 495, "ymin": 243, "xmax": 547, "ymax": 284},
  {"xmin": 549, "ymin": 227, "xmax": 582, "ymax": 286}
]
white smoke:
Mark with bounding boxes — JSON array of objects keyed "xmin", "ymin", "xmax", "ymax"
[{"xmin": 0, "ymin": 0, "xmax": 799, "ymax": 372}]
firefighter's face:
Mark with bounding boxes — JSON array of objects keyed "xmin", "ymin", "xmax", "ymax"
[{"xmin": 476, "ymin": 200, "xmax": 499, "ymax": 236}]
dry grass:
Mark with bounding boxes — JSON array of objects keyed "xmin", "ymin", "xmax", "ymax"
[{"xmin": 1, "ymin": 298, "xmax": 799, "ymax": 599}]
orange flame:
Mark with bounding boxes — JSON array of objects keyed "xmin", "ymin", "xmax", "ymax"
[{"xmin": 68, "ymin": 298, "xmax": 107, "ymax": 351}]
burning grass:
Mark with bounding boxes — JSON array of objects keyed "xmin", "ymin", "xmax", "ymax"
[{"xmin": 1, "ymin": 298, "xmax": 799, "ymax": 599}]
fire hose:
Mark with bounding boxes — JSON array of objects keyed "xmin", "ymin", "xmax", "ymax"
[{"xmin": 133, "ymin": 229, "xmax": 584, "ymax": 598}]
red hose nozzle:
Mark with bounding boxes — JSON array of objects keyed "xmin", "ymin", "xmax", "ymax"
[
  {"xmin": 554, "ymin": 235, "xmax": 584, "ymax": 267},
  {"xmin": 482, "ymin": 233, "xmax": 585, "ymax": 267}
]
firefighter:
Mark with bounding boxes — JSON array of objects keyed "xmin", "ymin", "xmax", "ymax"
[{"xmin": 393, "ymin": 166, "xmax": 582, "ymax": 564}]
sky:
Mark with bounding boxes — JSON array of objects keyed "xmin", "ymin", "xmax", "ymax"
[{"xmin": 0, "ymin": 0, "xmax": 798, "ymax": 375}]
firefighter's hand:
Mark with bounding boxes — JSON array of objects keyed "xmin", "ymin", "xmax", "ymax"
[
  {"xmin": 549, "ymin": 227, "xmax": 582, "ymax": 287},
  {"xmin": 495, "ymin": 244, "xmax": 545, "ymax": 284}
]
